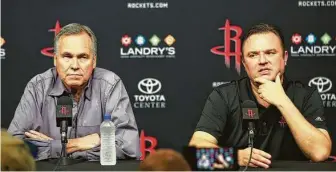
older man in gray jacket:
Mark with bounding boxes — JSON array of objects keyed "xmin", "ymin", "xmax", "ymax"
[{"xmin": 8, "ymin": 23, "xmax": 140, "ymax": 161}]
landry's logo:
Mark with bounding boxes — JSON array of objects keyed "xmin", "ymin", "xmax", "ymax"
[
  {"xmin": 41, "ymin": 20, "xmax": 62, "ymax": 57},
  {"xmin": 211, "ymin": 19, "xmax": 243, "ymax": 75},
  {"xmin": 290, "ymin": 32, "xmax": 336, "ymax": 57},
  {"xmin": 120, "ymin": 34, "xmax": 176, "ymax": 59}
]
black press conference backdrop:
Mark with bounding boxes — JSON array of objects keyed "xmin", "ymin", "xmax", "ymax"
[{"xmin": 2, "ymin": 0, "xmax": 336, "ymax": 156}]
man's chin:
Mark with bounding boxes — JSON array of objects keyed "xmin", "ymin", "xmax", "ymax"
[
  {"xmin": 259, "ymin": 74, "xmax": 275, "ymax": 81},
  {"xmin": 65, "ymin": 81, "xmax": 84, "ymax": 89}
]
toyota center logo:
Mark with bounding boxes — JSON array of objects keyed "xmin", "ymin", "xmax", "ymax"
[
  {"xmin": 308, "ymin": 76, "xmax": 335, "ymax": 108},
  {"xmin": 134, "ymin": 78, "xmax": 166, "ymax": 108},
  {"xmin": 308, "ymin": 77, "xmax": 332, "ymax": 93},
  {"xmin": 138, "ymin": 78, "xmax": 162, "ymax": 94}
]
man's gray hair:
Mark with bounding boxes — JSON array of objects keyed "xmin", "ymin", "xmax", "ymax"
[{"xmin": 54, "ymin": 23, "xmax": 97, "ymax": 56}]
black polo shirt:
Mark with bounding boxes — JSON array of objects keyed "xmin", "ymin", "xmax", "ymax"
[{"xmin": 195, "ymin": 77, "xmax": 327, "ymax": 161}]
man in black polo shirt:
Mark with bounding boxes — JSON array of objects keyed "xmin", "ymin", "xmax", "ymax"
[{"xmin": 189, "ymin": 23, "xmax": 332, "ymax": 169}]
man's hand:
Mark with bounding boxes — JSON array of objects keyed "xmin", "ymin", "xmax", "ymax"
[
  {"xmin": 212, "ymin": 154, "xmax": 230, "ymax": 169},
  {"xmin": 238, "ymin": 147, "xmax": 272, "ymax": 169},
  {"xmin": 254, "ymin": 73, "xmax": 287, "ymax": 106},
  {"xmin": 67, "ymin": 133, "xmax": 100, "ymax": 153},
  {"xmin": 25, "ymin": 130, "xmax": 53, "ymax": 141}
]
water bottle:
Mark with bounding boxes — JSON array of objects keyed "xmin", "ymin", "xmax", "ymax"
[{"xmin": 100, "ymin": 114, "xmax": 116, "ymax": 165}]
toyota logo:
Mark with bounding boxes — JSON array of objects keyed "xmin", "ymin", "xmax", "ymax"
[
  {"xmin": 138, "ymin": 78, "xmax": 162, "ymax": 94},
  {"xmin": 308, "ymin": 77, "xmax": 332, "ymax": 93}
]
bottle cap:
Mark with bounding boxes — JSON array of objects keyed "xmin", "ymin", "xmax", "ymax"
[{"xmin": 104, "ymin": 114, "xmax": 111, "ymax": 121}]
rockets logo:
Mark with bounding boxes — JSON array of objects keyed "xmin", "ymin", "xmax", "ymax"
[
  {"xmin": 279, "ymin": 116, "xmax": 286, "ymax": 128},
  {"xmin": 41, "ymin": 20, "xmax": 62, "ymax": 57},
  {"xmin": 247, "ymin": 109, "xmax": 255, "ymax": 118},
  {"xmin": 59, "ymin": 106, "xmax": 70, "ymax": 115},
  {"xmin": 211, "ymin": 19, "xmax": 243, "ymax": 74}
]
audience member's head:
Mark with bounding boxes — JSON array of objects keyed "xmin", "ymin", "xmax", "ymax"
[
  {"xmin": 1, "ymin": 130, "xmax": 36, "ymax": 171},
  {"xmin": 139, "ymin": 148, "xmax": 191, "ymax": 171}
]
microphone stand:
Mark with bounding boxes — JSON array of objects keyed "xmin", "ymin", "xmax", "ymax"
[
  {"xmin": 243, "ymin": 122, "xmax": 256, "ymax": 171},
  {"xmin": 247, "ymin": 122, "xmax": 255, "ymax": 147},
  {"xmin": 51, "ymin": 120, "xmax": 85, "ymax": 168}
]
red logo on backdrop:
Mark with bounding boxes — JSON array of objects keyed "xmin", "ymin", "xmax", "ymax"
[
  {"xmin": 0, "ymin": 37, "xmax": 6, "ymax": 58},
  {"xmin": 41, "ymin": 20, "xmax": 62, "ymax": 57},
  {"xmin": 0, "ymin": 37, "xmax": 5, "ymax": 47},
  {"xmin": 59, "ymin": 106, "xmax": 70, "ymax": 115},
  {"xmin": 247, "ymin": 109, "xmax": 255, "ymax": 118},
  {"xmin": 121, "ymin": 35, "xmax": 132, "ymax": 47},
  {"xmin": 211, "ymin": 19, "xmax": 243, "ymax": 75},
  {"xmin": 291, "ymin": 33, "xmax": 302, "ymax": 45},
  {"xmin": 140, "ymin": 130, "xmax": 157, "ymax": 160}
]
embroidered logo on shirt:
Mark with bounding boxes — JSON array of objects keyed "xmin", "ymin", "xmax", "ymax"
[
  {"xmin": 314, "ymin": 116, "xmax": 324, "ymax": 122},
  {"xmin": 279, "ymin": 116, "xmax": 287, "ymax": 128}
]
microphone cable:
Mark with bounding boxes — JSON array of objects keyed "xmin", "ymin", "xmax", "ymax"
[
  {"xmin": 53, "ymin": 143, "xmax": 65, "ymax": 171},
  {"xmin": 242, "ymin": 141, "xmax": 253, "ymax": 172}
]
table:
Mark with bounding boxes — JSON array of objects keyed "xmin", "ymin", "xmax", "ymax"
[
  {"xmin": 241, "ymin": 161, "xmax": 336, "ymax": 171},
  {"xmin": 36, "ymin": 160, "xmax": 336, "ymax": 171},
  {"xmin": 36, "ymin": 160, "xmax": 140, "ymax": 171}
]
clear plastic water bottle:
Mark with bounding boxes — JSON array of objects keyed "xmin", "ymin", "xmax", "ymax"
[{"xmin": 100, "ymin": 114, "xmax": 116, "ymax": 165}]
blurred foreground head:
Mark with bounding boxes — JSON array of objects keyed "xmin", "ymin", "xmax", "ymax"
[
  {"xmin": 139, "ymin": 148, "xmax": 191, "ymax": 171},
  {"xmin": 1, "ymin": 130, "xmax": 35, "ymax": 171}
]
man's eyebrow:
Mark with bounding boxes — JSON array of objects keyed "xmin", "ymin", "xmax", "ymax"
[
  {"xmin": 77, "ymin": 53, "xmax": 89, "ymax": 57},
  {"xmin": 247, "ymin": 51, "xmax": 260, "ymax": 55},
  {"xmin": 61, "ymin": 52, "xmax": 73, "ymax": 56},
  {"xmin": 264, "ymin": 49, "xmax": 277, "ymax": 52}
]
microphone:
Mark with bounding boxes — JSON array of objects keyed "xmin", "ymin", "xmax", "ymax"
[
  {"xmin": 242, "ymin": 100, "xmax": 259, "ymax": 171},
  {"xmin": 242, "ymin": 100, "xmax": 259, "ymax": 147},
  {"xmin": 51, "ymin": 95, "xmax": 85, "ymax": 167},
  {"xmin": 56, "ymin": 95, "xmax": 73, "ymax": 144}
]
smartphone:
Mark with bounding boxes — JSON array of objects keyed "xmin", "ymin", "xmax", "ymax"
[{"xmin": 183, "ymin": 146, "xmax": 238, "ymax": 171}]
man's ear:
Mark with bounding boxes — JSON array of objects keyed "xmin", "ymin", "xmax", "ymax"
[
  {"xmin": 53, "ymin": 56, "xmax": 57, "ymax": 66},
  {"xmin": 93, "ymin": 56, "xmax": 97, "ymax": 68},
  {"xmin": 284, "ymin": 50, "xmax": 288, "ymax": 65},
  {"xmin": 242, "ymin": 55, "xmax": 246, "ymax": 68}
]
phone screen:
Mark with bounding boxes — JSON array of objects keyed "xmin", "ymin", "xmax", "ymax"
[{"xmin": 183, "ymin": 146, "xmax": 238, "ymax": 171}]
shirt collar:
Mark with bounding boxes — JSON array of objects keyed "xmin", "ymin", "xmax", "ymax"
[
  {"xmin": 84, "ymin": 75, "xmax": 93, "ymax": 100},
  {"xmin": 49, "ymin": 67, "xmax": 93, "ymax": 100}
]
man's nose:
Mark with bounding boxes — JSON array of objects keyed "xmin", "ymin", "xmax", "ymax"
[
  {"xmin": 71, "ymin": 58, "xmax": 79, "ymax": 69},
  {"xmin": 258, "ymin": 53, "xmax": 268, "ymax": 64}
]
